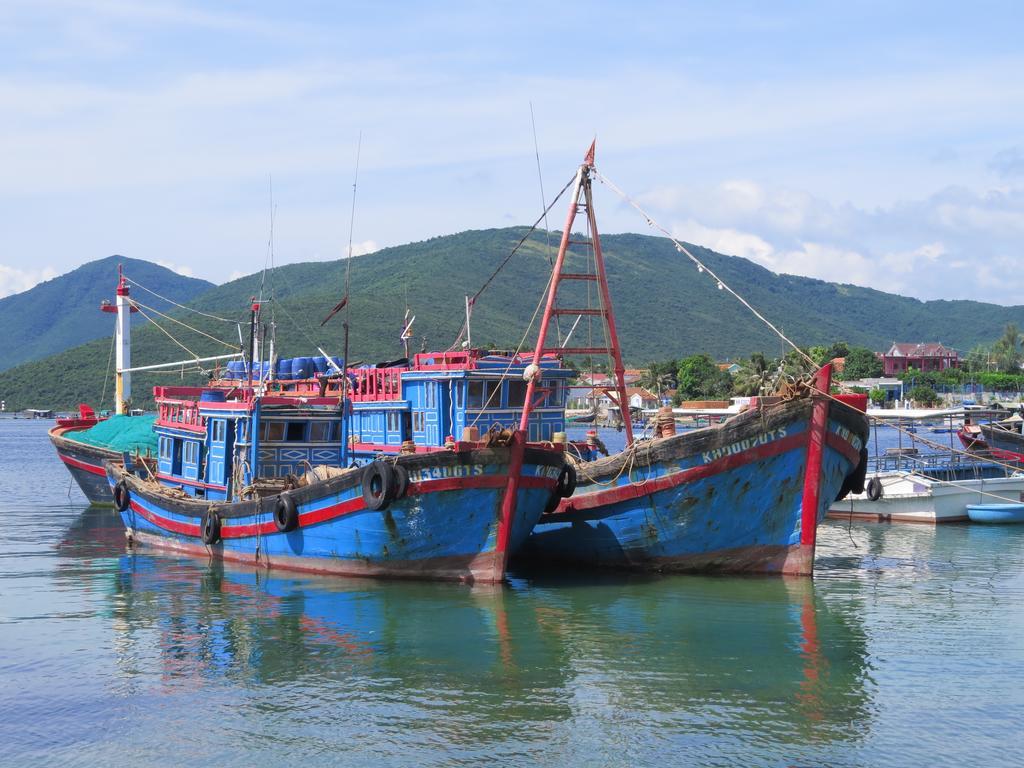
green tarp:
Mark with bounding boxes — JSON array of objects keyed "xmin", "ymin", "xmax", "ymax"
[{"xmin": 71, "ymin": 414, "xmax": 159, "ymax": 456}]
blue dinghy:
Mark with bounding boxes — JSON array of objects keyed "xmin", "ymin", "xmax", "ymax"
[{"xmin": 966, "ymin": 503, "xmax": 1024, "ymax": 524}]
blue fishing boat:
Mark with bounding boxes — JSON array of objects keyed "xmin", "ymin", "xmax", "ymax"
[
  {"xmin": 517, "ymin": 145, "xmax": 871, "ymax": 575},
  {"xmin": 106, "ymin": 345, "xmax": 576, "ymax": 583},
  {"xmin": 966, "ymin": 503, "xmax": 1024, "ymax": 524}
]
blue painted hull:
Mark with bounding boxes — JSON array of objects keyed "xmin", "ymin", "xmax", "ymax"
[
  {"xmin": 108, "ymin": 445, "xmax": 564, "ymax": 583},
  {"xmin": 523, "ymin": 396, "xmax": 869, "ymax": 575},
  {"xmin": 50, "ymin": 426, "xmax": 121, "ymax": 505},
  {"xmin": 966, "ymin": 503, "xmax": 1024, "ymax": 524}
]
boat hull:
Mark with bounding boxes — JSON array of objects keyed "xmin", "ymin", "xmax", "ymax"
[
  {"xmin": 523, "ymin": 394, "xmax": 869, "ymax": 576},
  {"xmin": 966, "ymin": 503, "xmax": 1024, "ymax": 524},
  {"xmin": 49, "ymin": 425, "xmax": 121, "ymax": 505},
  {"xmin": 109, "ymin": 445, "xmax": 564, "ymax": 584},
  {"xmin": 979, "ymin": 424, "xmax": 1024, "ymax": 462},
  {"xmin": 828, "ymin": 472, "xmax": 1024, "ymax": 523}
]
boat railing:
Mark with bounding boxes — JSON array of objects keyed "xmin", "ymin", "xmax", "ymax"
[
  {"xmin": 867, "ymin": 449, "xmax": 1020, "ymax": 477},
  {"xmin": 350, "ymin": 367, "xmax": 404, "ymax": 402}
]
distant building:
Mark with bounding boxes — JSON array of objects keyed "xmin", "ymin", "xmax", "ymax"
[
  {"xmin": 881, "ymin": 343, "xmax": 959, "ymax": 376},
  {"xmin": 717, "ymin": 362, "xmax": 741, "ymax": 375}
]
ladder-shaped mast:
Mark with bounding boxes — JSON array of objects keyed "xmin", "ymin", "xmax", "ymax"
[{"xmin": 520, "ymin": 142, "xmax": 634, "ymax": 447}]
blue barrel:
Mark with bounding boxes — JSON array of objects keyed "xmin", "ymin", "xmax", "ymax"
[
  {"xmin": 200, "ymin": 389, "xmax": 226, "ymax": 402},
  {"xmin": 226, "ymin": 361, "xmax": 244, "ymax": 379},
  {"xmin": 291, "ymin": 357, "xmax": 312, "ymax": 380},
  {"xmin": 276, "ymin": 358, "xmax": 292, "ymax": 379},
  {"xmin": 329, "ymin": 356, "xmax": 345, "ymax": 373},
  {"xmin": 312, "ymin": 356, "xmax": 328, "ymax": 374}
]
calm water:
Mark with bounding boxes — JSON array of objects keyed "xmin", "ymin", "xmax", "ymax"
[{"xmin": 2, "ymin": 420, "xmax": 1022, "ymax": 767}]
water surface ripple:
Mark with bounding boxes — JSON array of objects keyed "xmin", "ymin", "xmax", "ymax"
[{"xmin": 1, "ymin": 420, "xmax": 1021, "ymax": 766}]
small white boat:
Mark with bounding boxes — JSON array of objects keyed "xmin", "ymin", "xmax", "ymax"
[{"xmin": 828, "ymin": 471, "xmax": 1024, "ymax": 523}]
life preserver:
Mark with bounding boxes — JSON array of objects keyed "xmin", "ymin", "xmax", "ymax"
[
  {"xmin": 201, "ymin": 510, "xmax": 222, "ymax": 545},
  {"xmin": 392, "ymin": 463, "xmax": 410, "ymax": 500},
  {"xmin": 866, "ymin": 476, "xmax": 883, "ymax": 501},
  {"xmin": 362, "ymin": 461, "xmax": 396, "ymax": 511},
  {"xmin": 274, "ymin": 492, "xmax": 299, "ymax": 532},
  {"xmin": 113, "ymin": 480, "xmax": 131, "ymax": 512},
  {"xmin": 555, "ymin": 464, "xmax": 577, "ymax": 498}
]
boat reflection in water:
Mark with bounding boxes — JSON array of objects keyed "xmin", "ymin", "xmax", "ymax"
[{"xmin": 64, "ymin": 510, "xmax": 876, "ymax": 760}]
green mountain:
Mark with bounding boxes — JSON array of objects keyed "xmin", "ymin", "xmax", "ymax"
[
  {"xmin": 2, "ymin": 227, "xmax": 1023, "ymax": 411},
  {"xmin": 0, "ymin": 255, "xmax": 215, "ymax": 372}
]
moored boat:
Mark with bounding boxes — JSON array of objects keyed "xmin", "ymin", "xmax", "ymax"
[
  {"xmin": 979, "ymin": 416, "xmax": 1024, "ymax": 462},
  {"xmin": 828, "ymin": 471, "xmax": 1024, "ymax": 523},
  {"xmin": 527, "ymin": 370, "xmax": 869, "ymax": 575},
  {"xmin": 966, "ymin": 503, "xmax": 1024, "ymax": 524},
  {"xmin": 103, "ymin": 293, "xmax": 576, "ymax": 583},
  {"xmin": 49, "ymin": 405, "xmax": 157, "ymax": 505},
  {"xmin": 516, "ymin": 146, "xmax": 870, "ymax": 576}
]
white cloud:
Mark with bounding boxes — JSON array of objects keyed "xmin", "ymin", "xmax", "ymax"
[
  {"xmin": 0, "ymin": 264, "xmax": 59, "ymax": 298},
  {"xmin": 348, "ymin": 240, "xmax": 379, "ymax": 258},
  {"xmin": 650, "ymin": 179, "xmax": 1024, "ymax": 303},
  {"xmin": 155, "ymin": 260, "xmax": 195, "ymax": 277}
]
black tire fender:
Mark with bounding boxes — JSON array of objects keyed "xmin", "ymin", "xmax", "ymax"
[
  {"xmin": 113, "ymin": 480, "xmax": 131, "ymax": 512},
  {"xmin": 362, "ymin": 461, "xmax": 396, "ymax": 511},
  {"xmin": 201, "ymin": 510, "xmax": 222, "ymax": 545},
  {"xmin": 866, "ymin": 476, "xmax": 884, "ymax": 502},
  {"xmin": 555, "ymin": 464, "xmax": 577, "ymax": 498},
  {"xmin": 392, "ymin": 463, "xmax": 410, "ymax": 500},
  {"xmin": 274, "ymin": 492, "xmax": 299, "ymax": 533}
]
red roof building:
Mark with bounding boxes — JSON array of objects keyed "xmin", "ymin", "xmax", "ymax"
[{"xmin": 881, "ymin": 342, "xmax": 959, "ymax": 376}]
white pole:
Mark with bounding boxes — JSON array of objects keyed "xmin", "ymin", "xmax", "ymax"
[{"xmin": 115, "ymin": 268, "xmax": 132, "ymax": 414}]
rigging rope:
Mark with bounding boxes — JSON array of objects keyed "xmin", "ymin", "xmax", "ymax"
[
  {"xmin": 129, "ymin": 303, "xmax": 207, "ymax": 369},
  {"xmin": 448, "ymin": 174, "xmax": 576, "ymax": 351},
  {"xmin": 124, "ymin": 274, "xmax": 237, "ymax": 323},
  {"xmin": 129, "ymin": 298, "xmax": 238, "ymax": 349},
  {"xmin": 594, "ymin": 169, "xmax": 817, "ymax": 368}
]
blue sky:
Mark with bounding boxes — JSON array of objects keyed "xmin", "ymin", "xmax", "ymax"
[{"xmin": 2, "ymin": 1, "xmax": 1023, "ymax": 304}]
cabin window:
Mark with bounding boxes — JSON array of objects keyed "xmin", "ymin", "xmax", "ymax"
[
  {"xmin": 309, "ymin": 421, "xmax": 333, "ymax": 442},
  {"xmin": 286, "ymin": 422, "xmax": 306, "ymax": 442},
  {"xmin": 455, "ymin": 381, "xmax": 464, "ymax": 409},
  {"xmin": 425, "ymin": 382, "xmax": 436, "ymax": 409},
  {"xmin": 212, "ymin": 420, "xmax": 226, "ymax": 442},
  {"xmin": 386, "ymin": 411, "xmax": 400, "ymax": 434},
  {"xmin": 544, "ymin": 380, "xmax": 562, "ymax": 406},
  {"xmin": 507, "ymin": 380, "xmax": 527, "ymax": 407},
  {"xmin": 184, "ymin": 441, "xmax": 199, "ymax": 465},
  {"xmin": 413, "ymin": 411, "xmax": 425, "ymax": 432},
  {"xmin": 468, "ymin": 380, "xmax": 496, "ymax": 409},
  {"xmin": 159, "ymin": 437, "xmax": 171, "ymax": 460},
  {"xmin": 263, "ymin": 422, "xmax": 285, "ymax": 442}
]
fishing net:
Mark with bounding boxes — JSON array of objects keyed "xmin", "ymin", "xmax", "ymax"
[{"xmin": 72, "ymin": 414, "xmax": 159, "ymax": 455}]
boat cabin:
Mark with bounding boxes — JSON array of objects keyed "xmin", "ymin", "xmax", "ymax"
[{"xmin": 150, "ymin": 350, "xmax": 574, "ymax": 501}]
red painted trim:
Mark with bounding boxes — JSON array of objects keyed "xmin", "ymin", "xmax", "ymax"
[
  {"xmin": 824, "ymin": 429, "xmax": 861, "ymax": 465},
  {"xmin": 130, "ymin": 471, "xmax": 556, "ymax": 541},
  {"xmin": 495, "ymin": 430, "xmax": 527, "ymax": 579},
  {"xmin": 552, "ymin": 431, "xmax": 808, "ymax": 516},
  {"xmin": 799, "ymin": 366, "xmax": 832, "ymax": 548},
  {"xmin": 59, "ymin": 453, "xmax": 106, "ymax": 476},
  {"xmin": 130, "ymin": 499, "xmax": 201, "ymax": 537}
]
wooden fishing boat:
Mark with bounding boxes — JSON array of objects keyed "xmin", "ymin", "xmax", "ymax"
[
  {"xmin": 979, "ymin": 416, "xmax": 1024, "ymax": 462},
  {"xmin": 528, "ymin": 371, "xmax": 869, "ymax": 575},
  {"xmin": 96, "ymin": 266, "xmax": 577, "ymax": 583},
  {"xmin": 49, "ymin": 406, "xmax": 119, "ymax": 505},
  {"xmin": 966, "ymin": 503, "xmax": 1024, "ymax": 524},
  {"xmin": 516, "ymin": 145, "xmax": 871, "ymax": 576}
]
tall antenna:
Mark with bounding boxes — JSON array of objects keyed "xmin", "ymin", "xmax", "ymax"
[{"xmin": 342, "ymin": 132, "xmax": 363, "ymax": 402}]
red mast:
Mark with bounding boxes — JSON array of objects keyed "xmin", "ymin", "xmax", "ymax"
[{"xmin": 520, "ymin": 141, "xmax": 634, "ymax": 446}]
